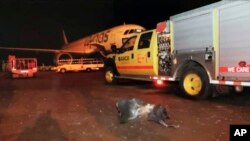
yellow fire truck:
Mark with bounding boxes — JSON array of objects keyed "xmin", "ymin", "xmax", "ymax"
[
  {"xmin": 5, "ymin": 55, "xmax": 38, "ymax": 78},
  {"xmin": 104, "ymin": 0, "xmax": 250, "ymax": 99}
]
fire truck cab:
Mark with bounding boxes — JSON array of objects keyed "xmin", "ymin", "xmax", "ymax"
[{"xmin": 104, "ymin": 29, "xmax": 159, "ymax": 83}]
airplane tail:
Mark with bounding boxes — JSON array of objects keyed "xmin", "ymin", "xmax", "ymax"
[{"xmin": 62, "ymin": 29, "xmax": 68, "ymax": 45}]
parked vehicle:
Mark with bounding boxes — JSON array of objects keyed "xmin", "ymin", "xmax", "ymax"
[
  {"xmin": 104, "ymin": 1, "xmax": 250, "ymax": 99},
  {"xmin": 55, "ymin": 58, "xmax": 104, "ymax": 73},
  {"xmin": 5, "ymin": 55, "xmax": 38, "ymax": 78}
]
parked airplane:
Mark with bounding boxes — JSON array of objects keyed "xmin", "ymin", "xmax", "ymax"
[{"xmin": 0, "ymin": 24, "xmax": 145, "ymax": 63}]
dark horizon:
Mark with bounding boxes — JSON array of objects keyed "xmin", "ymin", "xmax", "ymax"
[
  {"xmin": 0, "ymin": 0, "xmax": 219, "ymax": 47},
  {"xmin": 0, "ymin": 0, "xmax": 219, "ymax": 65}
]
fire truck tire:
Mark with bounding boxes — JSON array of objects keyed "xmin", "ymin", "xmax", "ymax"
[
  {"xmin": 179, "ymin": 66, "xmax": 212, "ymax": 100},
  {"xmin": 104, "ymin": 67, "xmax": 118, "ymax": 84}
]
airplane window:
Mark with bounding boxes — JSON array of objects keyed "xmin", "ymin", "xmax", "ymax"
[
  {"xmin": 129, "ymin": 30, "xmax": 134, "ymax": 34},
  {"xmin": 124, "ymin": 30, "xmax": 129, "ymax": 35},
  {"xmin": 138, "ymin": 32, "xmax": 153, "ymax": 49}
]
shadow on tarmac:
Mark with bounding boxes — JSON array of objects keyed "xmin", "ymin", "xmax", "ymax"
[
  {"xmin": 16, "ymin": 111, "xmax": 68, "ymax": 141},
  {"xmin": 0, "ymin": 74, "xmax": 15, "ymax": 124}
]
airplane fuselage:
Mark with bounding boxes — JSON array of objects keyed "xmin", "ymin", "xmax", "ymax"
[
  {"xmin": 62, "ymin": 24, "xmax": 146, "ymax": 54},
  {"xmin": 0, "ymin": 24, "xmax": 146, "ymax": 64}
]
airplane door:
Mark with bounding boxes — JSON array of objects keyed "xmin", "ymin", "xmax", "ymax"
[{"xmin": 127, "ymin": 31, "xmax": 158, "ymax": 76}]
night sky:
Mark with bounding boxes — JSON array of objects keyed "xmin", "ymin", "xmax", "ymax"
[{"xmin": 0, "ymin": 0, "xmax": 219, "ymax": 64}]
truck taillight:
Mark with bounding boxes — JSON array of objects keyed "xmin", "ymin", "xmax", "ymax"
[
  {"xmin": 153, "ymin": 79, "xmax": 167, "ymax": 88},
  {"xmin": 150, "ymin": 76, "xmax": 158, "ymax": 80},
  {"xmin": 150, "ymin": 76, "xmax": 168, "ymax": 87},
  {"xmin": 156, "ymin": 80, "xmax": 163, "ymax": 85}
]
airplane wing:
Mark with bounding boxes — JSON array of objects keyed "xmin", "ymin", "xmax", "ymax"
[
  {"xmin": 0, "ymin": 45, "xmax": 109, "ymax": 59},
  {"xmin": 0, "ymin": 46, "xmax": 86, "ymax": 54},
  {"xmin": 88, "ymin": 42, "xmax": 110, "ymax": 58}
]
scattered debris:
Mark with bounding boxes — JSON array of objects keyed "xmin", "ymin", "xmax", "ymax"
[{"xmin": 116, "ymin": 98, "xmax": 179, "ymax": 128}]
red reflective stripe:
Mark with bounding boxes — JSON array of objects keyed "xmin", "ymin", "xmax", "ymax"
[
  {"xmin": 216, "ymin": 80, "xmax": 241, "ymax": 86},
  {"xmin": 117, "ymin": 66, "xmax": 153, "ymax": 69},
  {"xmin": 233, "ymin": 81, "xmax": 241, "ymax": 86},
  {"xmin": 219, "ymin": 67, "xmax": 228, "ymax": 73},
  {"xmin": 218, "ymin": 81, "xmax": 226, "ymax": 85},
  {"xmin": 219, "ymin": 66, "xmax": 250, "ymax": 73}
]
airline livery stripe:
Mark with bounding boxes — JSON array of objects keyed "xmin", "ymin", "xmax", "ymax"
[{"xmin": 117, "ymin": 66, "xmax": 153, "ymax": 69}]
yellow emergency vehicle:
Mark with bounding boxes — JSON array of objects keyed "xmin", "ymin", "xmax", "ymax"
[{"xmin": 104, "ymin": 0, "xmax": 250, "ymax": 99}]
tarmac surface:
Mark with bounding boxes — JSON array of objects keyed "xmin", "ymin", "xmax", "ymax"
[{"xmin": 0, "ymin": 71, "xmax": 250, "ymax": 141}]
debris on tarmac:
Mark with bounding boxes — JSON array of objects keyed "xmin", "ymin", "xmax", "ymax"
[{"xmin": 116, "ymin": 98, "xmax": 180, "ymax": 128}]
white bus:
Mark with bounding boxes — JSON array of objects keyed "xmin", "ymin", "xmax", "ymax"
[{"xmin": 55, "ymin": 58, "xmax": 104, "ymax": 73}]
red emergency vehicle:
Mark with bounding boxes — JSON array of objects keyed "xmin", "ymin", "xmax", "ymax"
[{"xmin": 6, "ymin": 55, "xmax": 38, "ymax": 78}]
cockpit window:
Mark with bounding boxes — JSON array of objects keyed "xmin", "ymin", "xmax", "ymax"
[
  {"xmin": 124, "ymin": 30, "xmax": 129, "ymax": 35},
  {"xmin": 135, "ymin": 29, "xmax": 144, "ymax": 33},
  {"xmin": 124, "ymin": 29, "xmax": 145, "ymax": 35},
  {"xmin": 129, "ymin": 29, "xmax": 135, "ymax": 34}
]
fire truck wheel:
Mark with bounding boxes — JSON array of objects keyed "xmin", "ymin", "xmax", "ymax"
[
  {"xmin": 179, "ymin": 66, "xmax": 212, "ymax": 100},
  {"xmin": 105, "ymin": 67, "xmax": 118, "ymax": 84}
]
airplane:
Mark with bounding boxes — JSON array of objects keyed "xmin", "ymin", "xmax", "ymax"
[{"xmin": 0, "ymin": 24, "xmax": 146, "ymax": 64}]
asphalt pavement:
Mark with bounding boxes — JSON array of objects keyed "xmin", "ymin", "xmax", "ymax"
[{"xmin": 0, "ymin": 71, "xmax": 250, "ymax": 141}]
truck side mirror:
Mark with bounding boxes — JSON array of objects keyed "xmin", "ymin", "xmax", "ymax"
[{"xmin": 111, "ymin": 45, "xmax": 117, "ymax": 53}]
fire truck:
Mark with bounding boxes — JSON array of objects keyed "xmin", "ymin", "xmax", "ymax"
[
  {"xmin": 5, "ymin": 55, "xmax": 38, "ymax": 78},
  {"xmin": 104, "ymin": 0, "xmax": 250, "ymax": 99}
]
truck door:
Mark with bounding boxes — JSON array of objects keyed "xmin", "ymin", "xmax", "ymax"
[
  {"xmin": 127, "ymin": 30, "xmax": 158, "ymax": 76},
  {"xmin": 115, "ymin": 36, "xmax": 137, "ymax": 75}
]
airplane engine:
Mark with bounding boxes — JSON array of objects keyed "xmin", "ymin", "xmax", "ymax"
[{"xmin": 54, "ymin": 53, "xmax": 73, "ymax": 65}]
